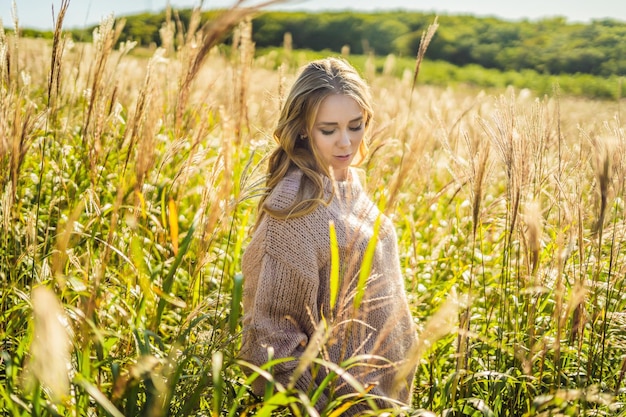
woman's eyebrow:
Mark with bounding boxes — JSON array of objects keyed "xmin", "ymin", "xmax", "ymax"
[{"xmin": 316, "ymin": 115, "xmax": 364, "ymax": 126}]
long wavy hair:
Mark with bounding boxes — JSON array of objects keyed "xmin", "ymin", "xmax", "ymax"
[{"xmin": 257, "ymin": 57, "xmax": 374, "ymax": 222}]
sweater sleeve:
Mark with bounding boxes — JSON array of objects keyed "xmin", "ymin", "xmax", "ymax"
[
  {"xmin": 240, "ymin": 169, "xmax": 331, "ymax": 406},
  {"xmin": 242, "ymin": 233, "xmax": 326, "ymax": 399}
]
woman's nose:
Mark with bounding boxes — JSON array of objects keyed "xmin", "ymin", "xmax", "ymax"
[{"xmin": 337, "ymin": 129, "xmax": 351, "ymax": 147}]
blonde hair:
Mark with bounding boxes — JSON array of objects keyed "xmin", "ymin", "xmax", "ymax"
[{"xmin": 258, "ymin": 57, "xmax": 374, "ymax": 221}]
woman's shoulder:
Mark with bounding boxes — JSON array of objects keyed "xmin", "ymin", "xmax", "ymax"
[
  {"xmin": 251, "ymin": 169, "xmax": 327, "ymax": 274},
  {"xmin": 264, "ymin": 168, "xmax": 304, "ymax": 212}
]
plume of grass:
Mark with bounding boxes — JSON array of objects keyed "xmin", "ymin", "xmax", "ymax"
[
  {"xmin": 428, "ymin": 90, "xmax": 492, "ymax": 403},
  {"xmin": 552, "ymin": 86, "xmax": 567, "ymax": 382},
  {"xmin": 121, "ymin": 47, "xmax": 164, "ymax": 192},
  {"xmin": 569, "ymin": 200, "xmax": 588, "ymax": 346},
  {"xmin": 24, "ymin": 286, "xmax": 72, "ymax": 404},
  {"xmin": 553, "ymin": 201, "xmax": 576, "ymax": 381},
  {"xmin": 477, "ymin": 95, "xmax": 528, "ymax": 368},
  {"xmin": 385, "ymin": 18, "xmax": 438, "ymax": 212},
  {"xmin": 470, "ymin": 135, "xmax": 491, "ymax": 237},
  {"xmin": 5, "ymin": 87, "xmax": 38, "ymax": 205},
  {"xmin": 82, "ymin": 15, "xmax": 126, "ymax": 184},
  {"xmin": 7, "ymin": 1, "xmax": 18, "ymax": 86},
  {"xmin": 457, "ymin": 135, "xmax": 492, "ymax": 401},
  {"xmin": 408, "ymin": 17, "xmax": 438, "ymax": 107},
  {"xmin": 0, "ymin": 19, "xmax": 8, "ymax": 86},
  {"xmin": 479, "ymin": 94, "xmax": 530, "ymax": 242},
  {"xmin": 184, "ymin": 4, "xmax": 203, "ymax": 47},
  {"xmin": 521, "ymin": 199, "xmax": 543, "ymax": 347},
  {"xmin": 590, "ymin": 127, "xmax": 625, "ymax": 388},
  {"xmin": 393, "ymin": 290, "xmax": 462, "ymax": 395},
  {"xmin": 364, "ymin": 51, "xmax": 376, "ymax": 81},
  {"xmin": 568, "ymin": 134, "xmax": 615, "ymax": 376},
  {"xmin": 590, "ymin": 136, "xmax": 613, "ymax": 236},
  {"xmin": 382, "ymin": 54, "xmax": 396, "ymax": 77},
  {"xmin": 288, "ymin": 319, "xmax": 331, "ymax": 394},
  {"xmin": 523, "ymin": 200, "xmax": 543, "ymax": 279},
  {"xmin": 47, "ymin": 0, "xmax": 69, "ymax": 111},
  {"xmin": 50, "ymin": 201, "xmax": 84, "ymax": 289},
  {"xmin": 283, "ymin": 31, "xmax": 293, "ymax": 56},
  {"xmin": 159, "ymin": 5, "xmax": 176, "ymax": 56},
  {"xmin": 0, "ymin": 13, "xmax": 38, "ymax": 201},
  {"xmin": 233, "ymin": 17, "xmax": 254, "ymax": 144},
  {"xmin": 174, "ymin": 0, "xmax": 281, "ymax": 129}
]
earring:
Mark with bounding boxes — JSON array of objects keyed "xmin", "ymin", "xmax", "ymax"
[{"xmin": 299, "ymin": 134, "xmax": 308, "ymax": 140}]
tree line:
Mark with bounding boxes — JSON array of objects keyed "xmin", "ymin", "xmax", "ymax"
[{"xmin": 63, "ymin": 9, "xmax": 626, "ymax": 77}]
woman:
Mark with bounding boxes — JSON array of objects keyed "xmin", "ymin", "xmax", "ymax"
[{"xmin": 240, "ymin": 57, "xmax": 418, "ymax": 414}]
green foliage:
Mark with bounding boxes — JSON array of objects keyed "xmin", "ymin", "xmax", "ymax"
[
  {"xmin": 256, "ymin": 47, "xmax": 626, "ymax": 100},
  {"xmin": 48, "ymin": 8, "xmax": 626, "ymax": 79},
  {"xmin": 252, "ymin": 11, "xmax": 626, "ymax": 77},
  {"xmin": 15, "ymin": 7, "xmax": 626, "ymax": 100}
]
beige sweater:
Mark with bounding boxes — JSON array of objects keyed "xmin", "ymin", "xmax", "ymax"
[{"xmin": 240, "ymin": 168, "xmax": 418, "ymax": 412}]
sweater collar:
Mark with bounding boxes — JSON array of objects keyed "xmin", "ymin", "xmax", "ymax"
[{"xmin": 322, "ymin": 168, "xmax": 363, "ymax": 200}]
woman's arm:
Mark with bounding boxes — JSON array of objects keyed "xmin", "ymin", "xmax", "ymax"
[{"xmin": 241, "ymin": 251, "xmax": 323, "ymax": 397}]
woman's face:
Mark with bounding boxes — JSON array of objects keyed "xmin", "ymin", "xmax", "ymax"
[{"xmin": 311, "ymin": 94, "xmax": 365, "ymax": 181}]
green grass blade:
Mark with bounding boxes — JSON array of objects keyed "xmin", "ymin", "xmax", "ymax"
[
  {"xmin": 229, "ymin": 272, "xmax": 244, "ymax": 333},
  {"xmin": 212, "ymin": 351, "xmax": 224, "ymax": 417},
  {"xmin": 153, "ymin": 221, "xmax": 196, "ymax": 330},
  {"xmin": 257, "ymin": 392, "xmax": 299, "ymax": 417},
  {"xmin": 328, "ymin": 220, "xmax": 340, "ymax": 312},
  {"xmin": 354, "ymin": 214, "xmax": 382, "ymax": 311},
  {"xmin": 73, "ymin": 374, "xmax": 125, "ymax": 417}
]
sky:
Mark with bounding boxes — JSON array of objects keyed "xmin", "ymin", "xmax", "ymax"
[{"xmin": 1, "ymin": 0, "xmax": 625, "ymax": 30}]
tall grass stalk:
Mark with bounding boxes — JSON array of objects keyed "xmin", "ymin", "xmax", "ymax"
[{"xmin": 383, "ymin": 18, "xmax": 438, "ymax": 213}]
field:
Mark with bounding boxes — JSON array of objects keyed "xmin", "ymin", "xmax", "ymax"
[{"xmin": 2, "ymin": 5, "xmax": 626, "ymax": 417}]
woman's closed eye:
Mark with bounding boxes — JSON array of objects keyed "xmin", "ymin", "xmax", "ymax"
[
  {"xmin": 349, "ymin": 123, "xmax": 363, "ymax": 132},
  {"xmin": 320, "ymin": 124, "xmax": 362, "ymax": 135}
]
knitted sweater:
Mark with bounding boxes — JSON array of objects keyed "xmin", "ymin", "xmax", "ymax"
[{"xmin": 240, "ymin": 168, "xmax": 418, "ymax": 413}]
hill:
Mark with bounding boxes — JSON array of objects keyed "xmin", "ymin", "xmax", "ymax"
[{"xmin": 15, "ymin": 8, "xmax": 626, "ymax": 99}]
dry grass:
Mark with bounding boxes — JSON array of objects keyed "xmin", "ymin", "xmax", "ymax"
[{"xmin": 1, "ymin": 3, "xmax": 626, "ymax": 415}]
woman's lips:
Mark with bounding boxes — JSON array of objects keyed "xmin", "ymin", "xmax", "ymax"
[{"xmin": 335, "ymin": 154, "xmax": 351, "ymax": 161}]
